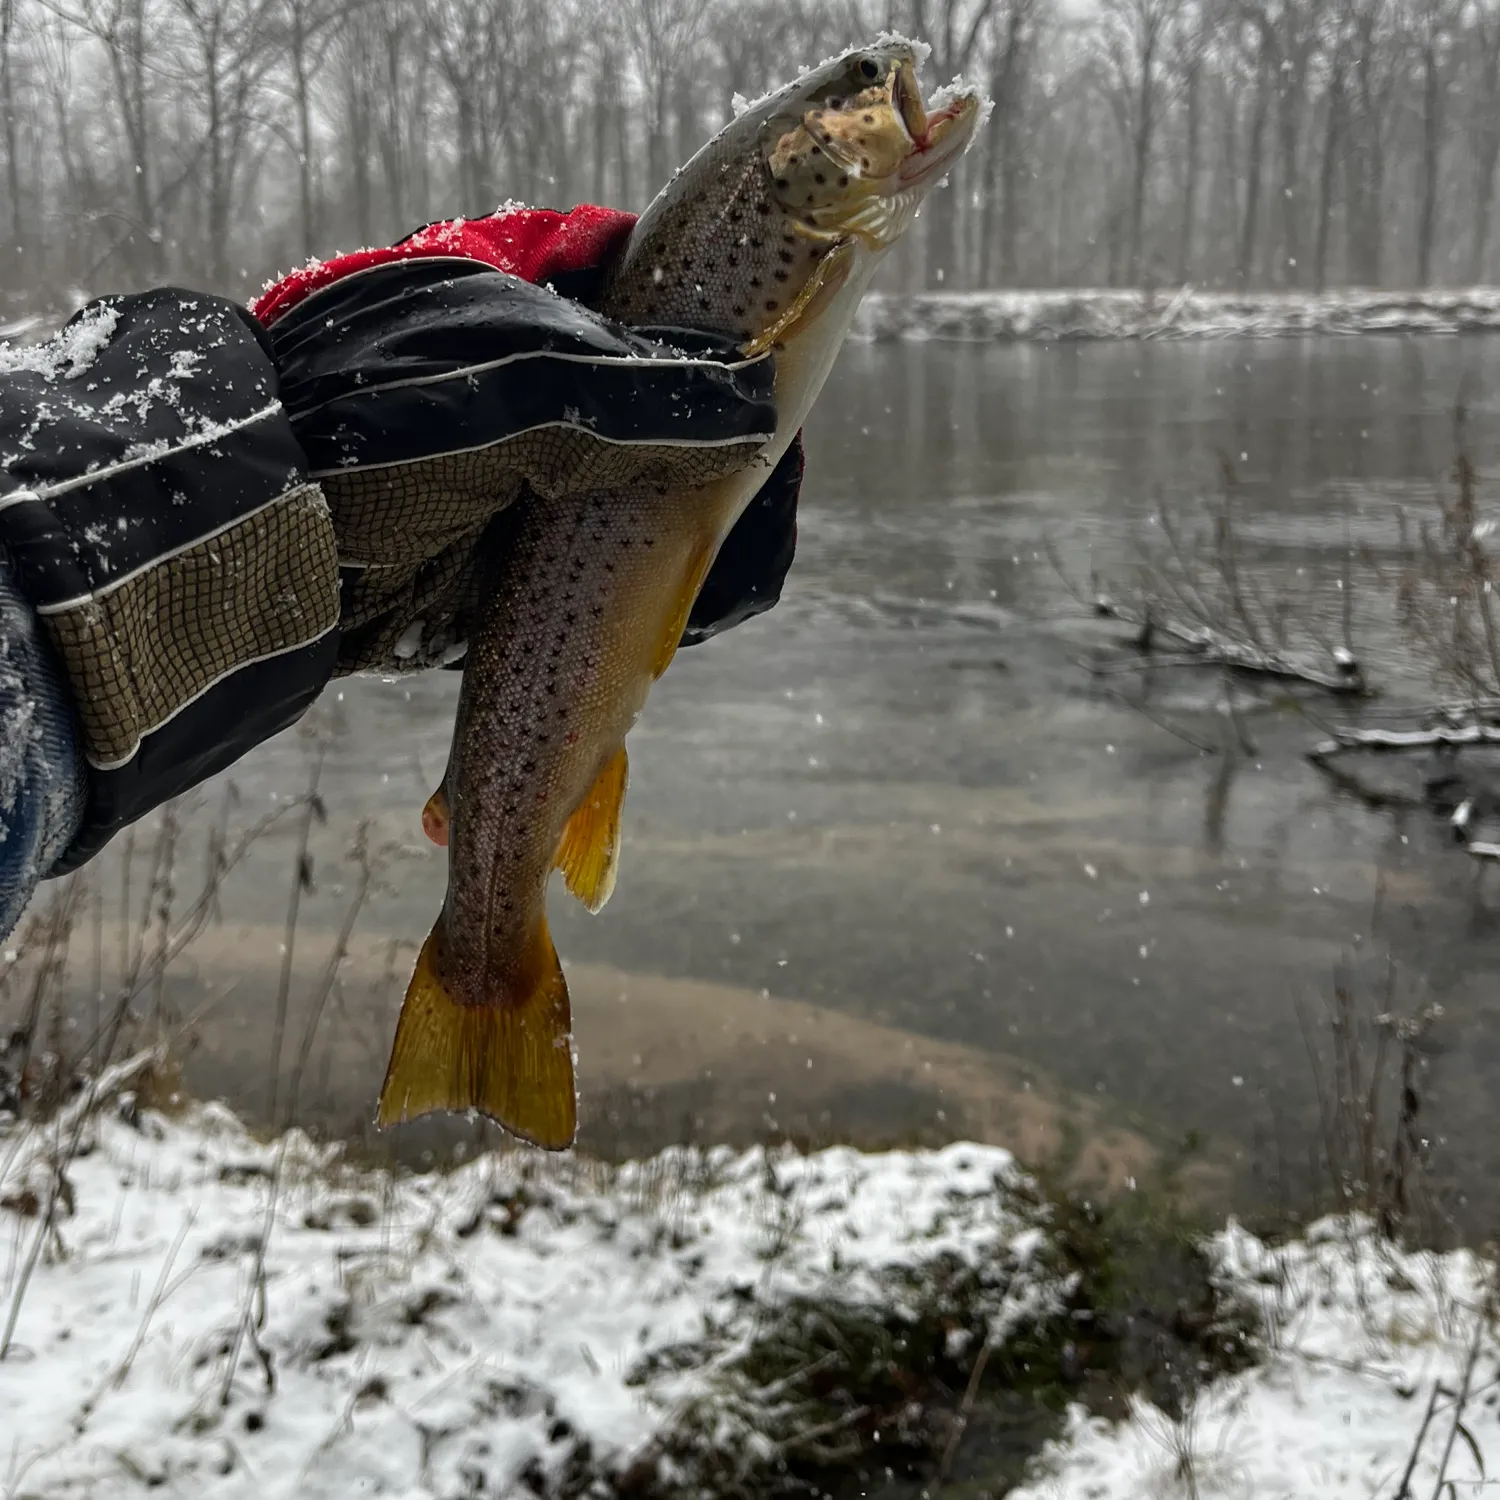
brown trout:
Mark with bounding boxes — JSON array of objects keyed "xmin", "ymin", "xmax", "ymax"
[{"xmin": 378, "ymin": 38, "xmax": 984, "ymax": 1147}]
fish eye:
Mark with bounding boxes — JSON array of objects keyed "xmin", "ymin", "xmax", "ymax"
[{"xmin": 858, "ymin": 57, "xmax": 880, "ymax": 81}]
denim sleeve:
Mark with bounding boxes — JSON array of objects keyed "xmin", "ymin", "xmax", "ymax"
[{"xmin": 0, "ymin": 558, "xmax": 86, "ymax": 941}]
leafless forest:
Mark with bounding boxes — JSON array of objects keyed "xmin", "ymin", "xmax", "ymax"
[{"xmin": 2, "ymin": 0, "xmax": 1499, "ymax": 309}]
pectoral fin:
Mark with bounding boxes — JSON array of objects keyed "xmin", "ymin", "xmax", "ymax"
[
  {"xmin": 554, "ymin": 746, "xmax": 628, "ymax": 913},
  {"xmin": 421, "ymin": 783, "xmax": 450, "ymax": 847},
  {"xmin": 742, "ymin": 240, "xmax": 855, "ymax": 358},
  {"xmin": 377, "ymin": 920, "xmax": 577, "ymax": 1149}
]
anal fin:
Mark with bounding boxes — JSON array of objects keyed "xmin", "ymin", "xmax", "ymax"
[{"xmin": 554, "ymin": 746, "xmax": 628, "ymax": 913}]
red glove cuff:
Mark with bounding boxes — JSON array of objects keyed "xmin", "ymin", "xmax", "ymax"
[{"xmin": 251, "ymin": 204, "xmax": 639, "ymax": 328}]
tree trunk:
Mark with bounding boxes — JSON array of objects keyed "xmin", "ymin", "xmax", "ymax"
[
  {"xmin": 925, "ymin": 185, "xmax": 959, "ymax": 286},
  {"xmin": 1313, "ymin": 72, "xmax": 1343, "ymax": 291},
  {"xmin": 1277, "ymin": 73, "xmax": 1303, "ymax": 285},
  {"xmin": 456, "ymin": 92, "xmax": 479, "ymax": 212},
  {"xmin": 290, "ymin": 0, "xmax": 316, "ymax": 258},
  {"xmin": 1417, "ymin": 42, "xmax": 1442, "ymax": 286},
  {"xmin": 1176, "ymin": 63, "xmax": 1199, "ymax": 283},
  {"xmin": 0, "ymin": 0, "xmax": 22, "ymax": 279},
  {"xmin": 1472, "ymin": 125, "xmax": 1500, "ymax": 282},
  {"xmin": 1127, "ymin": 33, "xmax": 1156, "ymax": 284},
  {"xmin": 1238, "ymin": 64, "xmax": 1270, "ymax": 289}
]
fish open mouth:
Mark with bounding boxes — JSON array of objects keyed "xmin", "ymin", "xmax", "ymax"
[
  {"xmin": 887, "ymin": 58, "xmax": 982, "ymax": 188},
  {"xmin": 896, "ymin": 90, "xmax": 981, "ymax": 187}
]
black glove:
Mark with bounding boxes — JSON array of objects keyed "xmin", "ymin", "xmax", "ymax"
[
  {"xmin": 0, "ymin": 265, "xmax": 802, "ymax": 872},
  {"xmin": 265, "ymin": 255, "xmax": 800, "ymax": 675}
]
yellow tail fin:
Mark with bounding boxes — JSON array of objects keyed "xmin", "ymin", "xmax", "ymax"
[{"xmin": 376, "ymin": 923, "xmax": 577, "ymax": 1149}]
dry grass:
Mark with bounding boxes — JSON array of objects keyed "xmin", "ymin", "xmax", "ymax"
[{"xmin": 0, "ymin": 719, "xmax": 400, "ymax": 1371}]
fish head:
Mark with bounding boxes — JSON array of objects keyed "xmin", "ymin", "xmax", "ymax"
[
  {"xmin": 759, "ymin": 40, "xmax": 983, "ymax": 252},
  {"xmin": 598, "ymin": 38, "xmax": 986, "ymax": 350}
]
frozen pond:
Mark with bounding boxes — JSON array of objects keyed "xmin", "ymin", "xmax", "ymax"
[{"xmin": 42, "ymin": 333, "xmax": 1500, "ymax": 1228}]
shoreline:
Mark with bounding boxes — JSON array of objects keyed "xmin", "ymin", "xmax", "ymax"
[{"xmin": 854, "ymin": 285, "xmax": 1500, "ymax": 341}]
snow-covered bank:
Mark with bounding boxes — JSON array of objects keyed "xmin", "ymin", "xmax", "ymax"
[
  {"xmin": 853, "ymin": 287, "xmax": 1500, "ymax": 342},
  {"xmin": 2, "ymin": 1087, "xmax": 1496, "ymax": 1498},
  {"xmin": 1013, "ymin": 1217, "xmax": 1499, "ymax": 1499},
  {"xmin": 0, "ymin": 1089, "xmax": 1058, "ymax": 1497}
]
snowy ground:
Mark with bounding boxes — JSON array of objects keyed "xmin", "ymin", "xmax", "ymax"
[
  {"xmin": 0, "ymin": 1065, "xmax": 1058, "ymax": 1498},
  {"xmin": 853, "ymin": 286, "xmax": 1500, "ymax": 342},
  {"xmin": 2, "ymin": 1069, "xmax": 1498, "ymax": 1498},
  {"xmin": 1013, "ymin": 1219, "xmax": 1500, "ymax": 1500}
]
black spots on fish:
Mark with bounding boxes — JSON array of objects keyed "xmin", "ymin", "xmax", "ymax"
[
  {"xmin": 779, "ymin": 249, "xmax": 795, "ymax": 264},
  {"xmin": 774, "ymin": 178, "xmax": 789, "ymax": 191},
  {"xmin": 859, "ymin": 158, "xmax": 870, "ymax": 170},
  {"xmin": 862, "ymin": 113, "xmax": 875, "ymax": 124},
  {"xmin": 764, "ymin": 298, "xmax": 778, "ymax": 311},
  {"xmin": 727, "ymin": 254, "xmax": 739, "ymax": 269},
  {"xmin": 749, "ymin": 276, "xmax": 762, "ymax": 288},
  {"xmin": 839, "ymin": 175, "xmax": 850, "ymax": 188},
  {"xmin": 774, "ymin": 270, "xmax": 789, "ymax": 282},
  {"xmin": 732, "ymin": 303, "xmax": 745, "ymax": 316},
  {"xmin": 814, "ymin": 173, "xmax": 826, "ymax": 185},
  {"xmin": 756, "ymin": 202, "xmax": 772, "ymax": 215}
]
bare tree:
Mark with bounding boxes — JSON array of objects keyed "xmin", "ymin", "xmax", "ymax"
[
  {"xmin": 618, "ymin": 0, "xmax": 705, "ymax": 197},
  {"xmin": 1100, "ymin": 0, "xmax": 1176, "ymax": 286},
  {"xmin": 1465, "ymin": 0, "xmax": 1500, "ymax": 281},
  {"xmin": 1411, "ymin": 0, "xmax": 1461, "ymax": 285},
  {"xmin": 3, "ymin": 0, "xmax": 1500, "ymax": 304}
]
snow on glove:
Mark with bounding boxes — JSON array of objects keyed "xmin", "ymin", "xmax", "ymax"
[
  {"xmin": 0, "ymin": 289, "xmax": 339, "ymax": 875},
  {"xmin": 254, "ymin": 205, "xmax": 803, "ymax": 674}
]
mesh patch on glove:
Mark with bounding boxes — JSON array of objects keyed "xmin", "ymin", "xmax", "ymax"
[
  {"xmin": 0, "ymin": 290, "xmax": 341, "ymax": 870},
  {"xmin": 42, "ymin": 485, "xmax": 338, "ymax": 768}
]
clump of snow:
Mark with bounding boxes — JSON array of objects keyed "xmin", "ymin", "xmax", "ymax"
[
  {"xmin": 930, "ymin": 73, "xmax": 995, "ymax": 134},
  {"xmin": 874, "ymin": 30, "xmax": 932, "ymax": 69},
  {"xmin": 1012, "ymin": 1214, "xmax": 1500, "ymax": 1499},
  {"xmin": 0, "ymin": 303, "xmax": 119, "ymax": 383},
  {"xmin": 0, "ymin": 1096, "xmax": 1057, "ymax": 1498}
]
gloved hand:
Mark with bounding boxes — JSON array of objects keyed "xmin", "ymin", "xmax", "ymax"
[
  {"xmin": 255, "ymin": 205, "xmax": 802, "ymax": 675},
  {"xmin": 0, "ymin": 205, "xmax": 803, "ymax": 928}
]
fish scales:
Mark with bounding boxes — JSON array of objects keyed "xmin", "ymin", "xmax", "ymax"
[
  {"xmin": 378, "ymin": 38, "xmax": 986, "ymax": 1146},
  {"xmin": 447, "ymin": 488, "xmax": 707, "ymax": 984}
]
